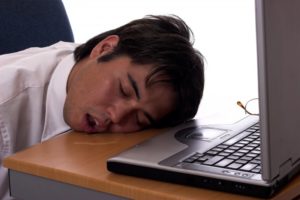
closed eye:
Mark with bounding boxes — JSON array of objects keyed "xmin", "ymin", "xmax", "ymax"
[{"xmin": 119, "ymin": 80, "xmax": 129, "ymax": 98}]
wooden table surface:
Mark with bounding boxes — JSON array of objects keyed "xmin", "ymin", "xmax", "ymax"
[{"xmin": 3, "ymin": 130, "xmax": 300, "ymax": 200}]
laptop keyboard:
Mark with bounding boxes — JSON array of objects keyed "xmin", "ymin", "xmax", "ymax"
[{"xmin": 183, "ymin": 123, "xmax": 261, "ymax": 174}]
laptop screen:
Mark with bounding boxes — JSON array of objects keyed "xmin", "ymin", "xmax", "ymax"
[{"xmin": 256, "ymin": 0, "xmax": 300, "ymax": 180}]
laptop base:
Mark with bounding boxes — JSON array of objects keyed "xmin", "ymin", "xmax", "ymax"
[{"xmin": 107, "ymin": 161, "xmax": 289, "ymax": 198}]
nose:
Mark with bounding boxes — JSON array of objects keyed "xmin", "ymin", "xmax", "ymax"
[{"xmin": 107, "ymin": 100, "xmax": 137, "ymax": 124}]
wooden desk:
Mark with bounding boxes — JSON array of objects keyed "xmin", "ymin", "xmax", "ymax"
[{"xmin": 3, "ymin": 130, "xmax": 300, "ymax": 200}]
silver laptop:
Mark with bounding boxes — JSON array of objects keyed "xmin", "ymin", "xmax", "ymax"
[{"xmin": 107, "ymin": 0, "xmax": 300, "ymax": 197}]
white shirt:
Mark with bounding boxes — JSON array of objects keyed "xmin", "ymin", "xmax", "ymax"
[{"xmin": 0, "ymin": 42, "xmax": 77, "ymax": 200}]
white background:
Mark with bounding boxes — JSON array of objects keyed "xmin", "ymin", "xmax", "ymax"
[{"xmin": 62, "ymin": 0, "xmax": 258, "ymax": 125}]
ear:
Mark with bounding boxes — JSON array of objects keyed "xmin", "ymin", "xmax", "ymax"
[{"xmin": 89, "ymin": 35, "xmax": 120, "ymax": 58}]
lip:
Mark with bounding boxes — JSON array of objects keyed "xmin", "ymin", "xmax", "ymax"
[{"xmin": 82, "ymin": 113, "xmax": 108, "ymax": 133}]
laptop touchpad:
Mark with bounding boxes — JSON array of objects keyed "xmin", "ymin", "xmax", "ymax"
[{"xmin": 175, "ymin": 127, "xmax": 227, "ymax": 143}]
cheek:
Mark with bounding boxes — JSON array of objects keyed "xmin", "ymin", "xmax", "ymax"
[
  {"xmin": 65, "ymin": 78, "xmax": 114, "ymax": 115},
  {"xmin": 78, "ymin": 78, "xmax": 116, "ymax": 105},
  {"xmin": 91, "ymin": 79, "xmax": 117, "ymax": 104}
]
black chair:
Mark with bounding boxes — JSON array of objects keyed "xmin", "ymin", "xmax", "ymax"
[{"xmin": 0, "ymin": 0, "xmax": 74, "ymax": 55}]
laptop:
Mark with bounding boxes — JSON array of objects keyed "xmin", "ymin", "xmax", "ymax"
[{"xmin": 107, "ymin": 0, "xmax": 300, "ymax": 198}]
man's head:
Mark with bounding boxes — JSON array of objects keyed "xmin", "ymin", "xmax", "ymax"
[{"xmin": 64, "ymin": 15, "xmax": 204, "ymax": 133}]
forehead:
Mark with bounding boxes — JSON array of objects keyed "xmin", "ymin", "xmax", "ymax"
[
  {"xmin": 126, "ymin": 60, "xmax": 172, "ymax": 88},
  {"xmin": 129, "ymin": 67, "xmax": 175, "ymax": 120},
  {"xmin": 144, "ymin": 83, "xmax": 176, "ymax": 119}
]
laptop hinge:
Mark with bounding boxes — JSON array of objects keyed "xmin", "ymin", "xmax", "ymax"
[{"xmin": 279, "ymin": 158, "xmax": 292, "ymax": 178}]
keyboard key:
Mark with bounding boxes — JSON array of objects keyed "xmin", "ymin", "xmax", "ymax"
[
  {"xmin": 227, "ymin": 155, "xmax": 240, "ymax": 160},
  {"xmin": 232, "ymin": 152, "xmax": 245, "ymax": 157},
  {"xmin": 253, "ymin": 140, "xmax": 260, "ymax": 144},
  {"xmin": 223, "ymin": 132, "xmax": 249, "ymax": 145},
  {"xmin": 248, "ymin": 143, "xmax": 259, "ymax": 148},
  {"xmin": 228, "ymin": 146, "xmax": 240, "ymax": 150},
  {"xmin": 238, "ymin": 149, "xmax": 250, "ymax": 154},
  {"xmin": 219, "ymin": 152, "xmax": 230, "ymax": 157},
  {"xmin": 183, "ymin": 153, "xmax": 202, "ymax": 163},
  {"xmin": 239, "ymin": 140, "xmax": 250, "ymax": 145},
  {"xmin": 246, "ymin": 153, "xmax": 258, "ymax": 157},
  {"xmin": 252, "ymin": 150, "xmax": 260, "ymax": 154},
  {"xmin": 203, "ymin": 156, "xmax": 224, "ymax": 165},
  {"xmin": 184, "ymin": 158, "xmax": 197, "ymax": 163},
  {"xmin": 241, "ymin": 156, "xmax": 253, "ymax": 161},
  {"xmin": 249, "ymin": 135, "xmax": 259, "ymax": 139},
  {"xmin": 251, "ymin": 168, "xmax": 261, "ymax": 173},
  {"xmin": 211, "ymin": 147, "xmax": 224, "ymax": 152},
  {"xmin": 217, "ymin": 144, "xmax": 229, "ymax": 149},
  {"xmin": 215, "ymin": 159, "xmax": 234, "ymax": 167},
  {"xmin": 228, "ymin": 163, "xmax": 243, "ymax": 169},
  {"xmin": 196, "ymin": 155, "xmax": 211, "ymax": 162},
  {"xmin": 235, "ymin": 160, "xmax": 248, "ymax": 164},
  {"xmin": 250, "ymin": 159, "xmax": 261, "ymax": 164},
  {"xmin": 224, "ymin": 149, "xmax": 235, "ymax": 154},
  {"xmin": 206, "ymin": 150, "xmax": 218, "ymax": 155},
  {"xmin": 240, "ymin": 163, "xmax": 257, "ymax": 171},
  {"xmin": 244, "ymin": 146, "xmax": 255, "ymax": 151},
  {"xmin": 244, "ymin": 138, "xmax": 254, "ymax": 142},
  {"xmin": 234, "ymin": 143, "xmax": 245, "ymax": 148}
]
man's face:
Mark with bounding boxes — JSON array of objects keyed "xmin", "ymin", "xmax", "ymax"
[{"xmin": 64, "ymin": 36, "xmax": 175, "ymax": 133}]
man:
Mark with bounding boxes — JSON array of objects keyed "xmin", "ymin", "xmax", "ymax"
[{"xmin": 0, "ymin": 15, "xmax": 204, "ymax": 199}]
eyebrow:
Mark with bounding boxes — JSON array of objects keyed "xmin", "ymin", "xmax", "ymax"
[{"xmin": 127, "ymin": 73, "xmax": 156, "ymax": 126}]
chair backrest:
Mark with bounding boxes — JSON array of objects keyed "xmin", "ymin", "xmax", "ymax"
[{"xmin": 0, "ymin": 0, "xmax": 74, "ymax": 55}]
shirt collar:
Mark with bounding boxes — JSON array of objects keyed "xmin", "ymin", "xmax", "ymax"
[{"xmin": 42, "ymin": 54, "xmax": 75, "ymax": 141}]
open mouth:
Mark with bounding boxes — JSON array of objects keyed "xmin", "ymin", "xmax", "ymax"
[{"xmin": 86, "ymin": 113, "xmax": 99, "ymax": 128}]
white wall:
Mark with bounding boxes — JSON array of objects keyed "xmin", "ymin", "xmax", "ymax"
[{"xmin": 62, "ymin": 0, "xmax": 258, "ymax": 124}]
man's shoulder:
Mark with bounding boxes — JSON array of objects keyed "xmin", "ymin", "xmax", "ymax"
[
  {"xmin": 50, "ymin": 41, "xmax": 79, "ymax": 49},
  {"xmin": 0, "ymin": 42, "xmax": 77, "ymax": 105}
]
